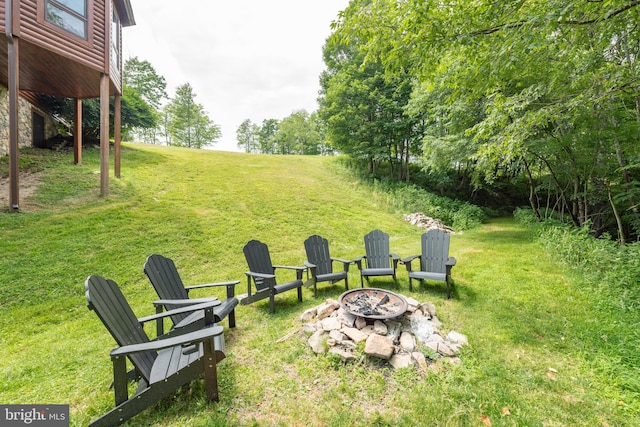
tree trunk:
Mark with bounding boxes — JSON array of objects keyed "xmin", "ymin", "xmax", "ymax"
[{"xmin": 522, "ymin": 156, "xmax": 541, "ymax": 221}]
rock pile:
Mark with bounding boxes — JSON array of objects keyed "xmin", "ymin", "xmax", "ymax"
[
  {"xmin": 403, "ymin": 213, "xmax": 456, "ymax": 233},
  {"xmin": 300, "ymin": 294, "xmax": 468, "ymax": 371}
]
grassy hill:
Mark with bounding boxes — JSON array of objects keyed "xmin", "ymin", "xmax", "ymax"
[{"xmin": 0, "ymin": 143, "xmax": 637, "ymax": 426}]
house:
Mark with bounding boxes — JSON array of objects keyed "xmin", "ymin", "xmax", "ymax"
[{"xmin": 0, "ymin": 0, "xmax": 135, "ymax": 210}]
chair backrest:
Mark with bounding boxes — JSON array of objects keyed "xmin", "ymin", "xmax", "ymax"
[
  {"xmin": 421, "ymin": 229, "xmax": 451, "ymax": 274},
  {"xmin": 143, "ymin": 254, "xmax": 190, "ymax": 325},
  {"xmin": 304, "ymin": 235, "xmax": 333, "ymax": 275},
  {"xmin": 85, "ymin": 275, "xmax": 155, "ymax": 382},
  {"xmin": 243, "ymin": 240, "xmax": 275, "ymax": 292},
  {"xmin": 364, "ymin": 229, "xmax": 391, "ymax": 269}
]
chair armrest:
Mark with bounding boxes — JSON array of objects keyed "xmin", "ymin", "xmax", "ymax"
[
  {"xmin": 244, "ymin": 271, "xmax": 276, "ymax": 280},
  {"xmin": 138, "ymin": 300, "xmax": 220, "ymax": 325},
  {"xmin": 401, "ymin": 254, "xmax": 420, "ymax": 264},
  {"xmin": 353, "ymin": 255, "xmax": 365, "ymax": 269},
  {"xmin": 304, "ymin": 261, "xmax": 317, "ymax": 279},
  {"xmin": 446, "ymin": 257, "xmax": 457, "ymax": 266},
  {"xmin": 152, "ymin": 297, "xmax": 218, "ymax": 308},
  {"xmin": 331, "ymin": 257, "xmax": 352, "ymax": 272},
  {"xmin": 110, "ymin": 324, "xmax": 224, "ymax": 357},
  {"xmin": 390, "ymin": 253, "xmax": 400, "ymax": 268},
  {"xmin": 185, "ymin": 280, "xmax": 240, "ymax": 291},
  {"xmin": 272, "ymin": 265, "xmax": 307, "ymax": 272},
  {"xmin": 186, "ymin": 280, "xmax": 240, "ymax": 299},
  {"xmin": 401, "ymin": 254, "xmax": 420, "ymax": 271}
]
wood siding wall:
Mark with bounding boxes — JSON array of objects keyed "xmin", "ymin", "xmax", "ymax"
[{"xmin": 19, "ymin": 0, "xmax": 107, "ymax": 73}]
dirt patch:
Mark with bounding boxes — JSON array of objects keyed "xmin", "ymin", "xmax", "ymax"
[{"xmin": 0, "ymin": 172, "xmax": 43, "ymax": 211}]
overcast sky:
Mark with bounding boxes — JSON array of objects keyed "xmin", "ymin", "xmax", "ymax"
[{"xmin": 123, "ymin": 1, "xmax": 350, "ymax": 151}]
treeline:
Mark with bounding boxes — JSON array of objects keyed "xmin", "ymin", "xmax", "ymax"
[
  {"xmin": 235, "ymin": 110, "xmax": 333, "ymax": 155},
  {"xmin": 316, "ymin": 0, "xmax": 640, "ymax": 242}
]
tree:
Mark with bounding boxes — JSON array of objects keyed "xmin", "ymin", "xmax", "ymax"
[
  {"xmin": 165, "ymin": 83, "xmax": 221, "ymax": 149},
  {"xmin": 326, "ymin": 0, "xmax": 640, "ymax": 239},
  {"xmin": 123, "ymin": 57, "xmax": 168, "ymax": 144},
  {"xmin": 236, "ymin": 119, "xmax": 260, "ymax": 153},
  {"xmin": 123, "ymin": 57, "xmax": 168, "ymax": 110},
  {"xmin": 319, "ymin": 25, "xmax": 421, "ymax": 179}
]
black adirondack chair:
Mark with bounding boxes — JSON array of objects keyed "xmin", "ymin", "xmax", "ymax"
[
  {"xmin": 354, "ymin": 229, "xmax": 400, "ymax": 287},
  {"xmin": 241, "ymin": 239, "xmax": 306, "ymax": 313},
  {"xmin": 85, "ymin": 275, "xmax": 226, "ymax": 427},
  {"xmin": 303, "ymin": 234, "xmax": 352, "ymax": 297},
  {"xmin": 143, "ymin": 254, "xmax": 240, "ymax": 334},
  {"xmin": 402, "ymin": 229, "xmax": 456, "ymax": 298}
]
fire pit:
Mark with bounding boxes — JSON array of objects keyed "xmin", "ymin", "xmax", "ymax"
[{"xmin": 339, "ymin": 288, "xmax": 408, "ymax": 320}]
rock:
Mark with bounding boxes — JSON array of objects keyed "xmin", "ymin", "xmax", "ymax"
[
  {"xmin": 399, "ymin": 331, "xmax": 416, "ymax": 352},
  {"xmin": 421, "ymin": 302, "xmax": 437, "ymax": 318},
  {"xmin": 354, "ymin": 316, "xmax": 367, "ymax": 330},
  {"xmin": 386, "ymin": 321, "xmax": 402, "ymax": 342},
  {"xmin": 341, "ymin": 311, "xmax": 357, "ymax": 328},
  {"xmin": 403, "ymin": 213, "xmax": 456, "ymax": 233},
  {"xmin": 329, "ymin": 329, "xmax": 347, "ymax": 343},
  {"xmin": 447, "ymin": 331, "xmax": 468, "ymax": 346},
  {"xmin": 360, "ymin": 325, "xmax": 375, "ymax": 335},
  {"xmin": 425, "ymin": 341, "xmax": 455, "ymax": 357},
  {"xmin": 327, "ymin": 338, "xmax": 337, "ymax": 347},
  {"xmin": 411, "ymin": 316, "xmax": 435, "ymax": 343},
  {"xmin": 341, "ymin": 340, "xmax": 356, "ymax": 349},
  {"xmin": 302, "ymin": 323, "xmax": 319, "ymax": 335},
  {"xmin": 411, "ymin": 352, "xmax": 429, "ymax": 373},
  {"xmin": 425, "ymin": 333, "xmax": 444, "ymax": 343},
  {"xmin": 373, "ymin": 320, "xmax": 388, "ymax": 335},
  {"xmin": 321, "ymin": 316, "xmax": 342, "ymax": 331},
  {"xmin": 300, "ymin": 307, "xmax": 317, "ymax": 322},
  {"xmin": 405, "ymin": 296, "xmax": 421, "ymax": 309},
  {"xmin": 329, "ymin": 346, "xmax": 357, "ymax": 361},
  {"xmin": 364, "ymin": 334, "xmax": 395, "ymax": 360},
  {"xmin": 342, "ymin": 327, "xmax": 368, "ymax": 343},
  {"xmin": 317, "ymin": 300, "xmax": 340, "ymax": 320},
  {"xmin": 389, "ymin": 353, "xmax": 414, "ymax": 369},
  {"xmin": 308, "ymin": 330, "xmax": 328, "ymax": 354}
]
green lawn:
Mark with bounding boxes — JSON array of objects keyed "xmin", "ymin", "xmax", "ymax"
[{"xmin": 0, "ymin": 144, "xmax": 636, "ymax": 426}]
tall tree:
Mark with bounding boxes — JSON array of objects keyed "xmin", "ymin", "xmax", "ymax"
[
  {"xmin": 165, "ymin": 83, "xmax": 221, "ymax": 149},
  {"xmin": 236, "ymin": 119, "xmax": 260, "ymax": 153},
  {"xmin": 123, "ymin": 57, "xmax": 168, "ymax": 110}
]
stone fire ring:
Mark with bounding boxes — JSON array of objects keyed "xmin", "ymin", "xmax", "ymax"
[{"xmin": 338, "ymin": 288, "xmax": 408, "ymax": 320}]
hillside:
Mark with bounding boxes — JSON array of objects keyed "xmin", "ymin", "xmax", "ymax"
[{"xmin": 0, "ymin": 144, "xmax": 636, "ymax": 426}]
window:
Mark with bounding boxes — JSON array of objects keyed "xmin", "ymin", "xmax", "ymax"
[
  {"xmin": 111, "ymin": 6, "xmax": 121, "ymax": 58},
  {"xmin": 45, "ymin": 0, "xmax": 88, "ymax": 39}
]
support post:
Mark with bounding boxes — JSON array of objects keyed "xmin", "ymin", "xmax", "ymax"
[
  {"xmin": 114, "ymin": 94, "xmax": 121, "ymax": 178},
  {"xmin": 6, "ymin": 0, "xmax": 19, "ymax": 211},
  {"xmin": 99, "ymin": 74, "xmax": 110, "ymax": 196},
  {"xmin": 74, "ymin": 98, "xmax": 82, "ymax": 164}
]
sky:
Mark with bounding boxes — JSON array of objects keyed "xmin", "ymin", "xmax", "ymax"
[{"xmin": 123, "ymin": 1, "xmax": 351, "ymax": 152}]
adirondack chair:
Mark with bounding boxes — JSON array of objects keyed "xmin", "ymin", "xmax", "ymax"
[
  {"xmin": 402, "ymin": 229, "xmax": 456, "ymax": 298},
  {"xmin": 85, "ymin": 275, "xmax": 226, "ymax": 427},
  {"xmin": 143, "ymin": 254, "xmax": 240, "ymax": 334},
  {"xmin": 241, "ymin": 239, "xmax": 306, "ymax": 313},
  {"xmin": 354, "ymin": 229, "xmax": 400, "ymax": 287},
  {"xmin": 303, "ymin": 234, "xmax": 352, "ymax": 297}
]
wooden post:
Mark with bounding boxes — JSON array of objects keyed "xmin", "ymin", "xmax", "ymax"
[
  {"xmin": 74, "ymin": 98, "xmax": 82, "ymax": 164},
  {"xmin": 100, "ymin": 74, "xmax": 110, "ymax": 196},
  {"xmin": 114, "ymin": 94, "xmax": 121, "ymax": 178},
  {"xmin": 7, "ymin": 26, "xmax": 19, "ymax": 210}
]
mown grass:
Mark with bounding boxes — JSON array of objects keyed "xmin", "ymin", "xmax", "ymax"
[{"xmin": 1, "ymin": 144, "xmax": 638, "ymax": 426}]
